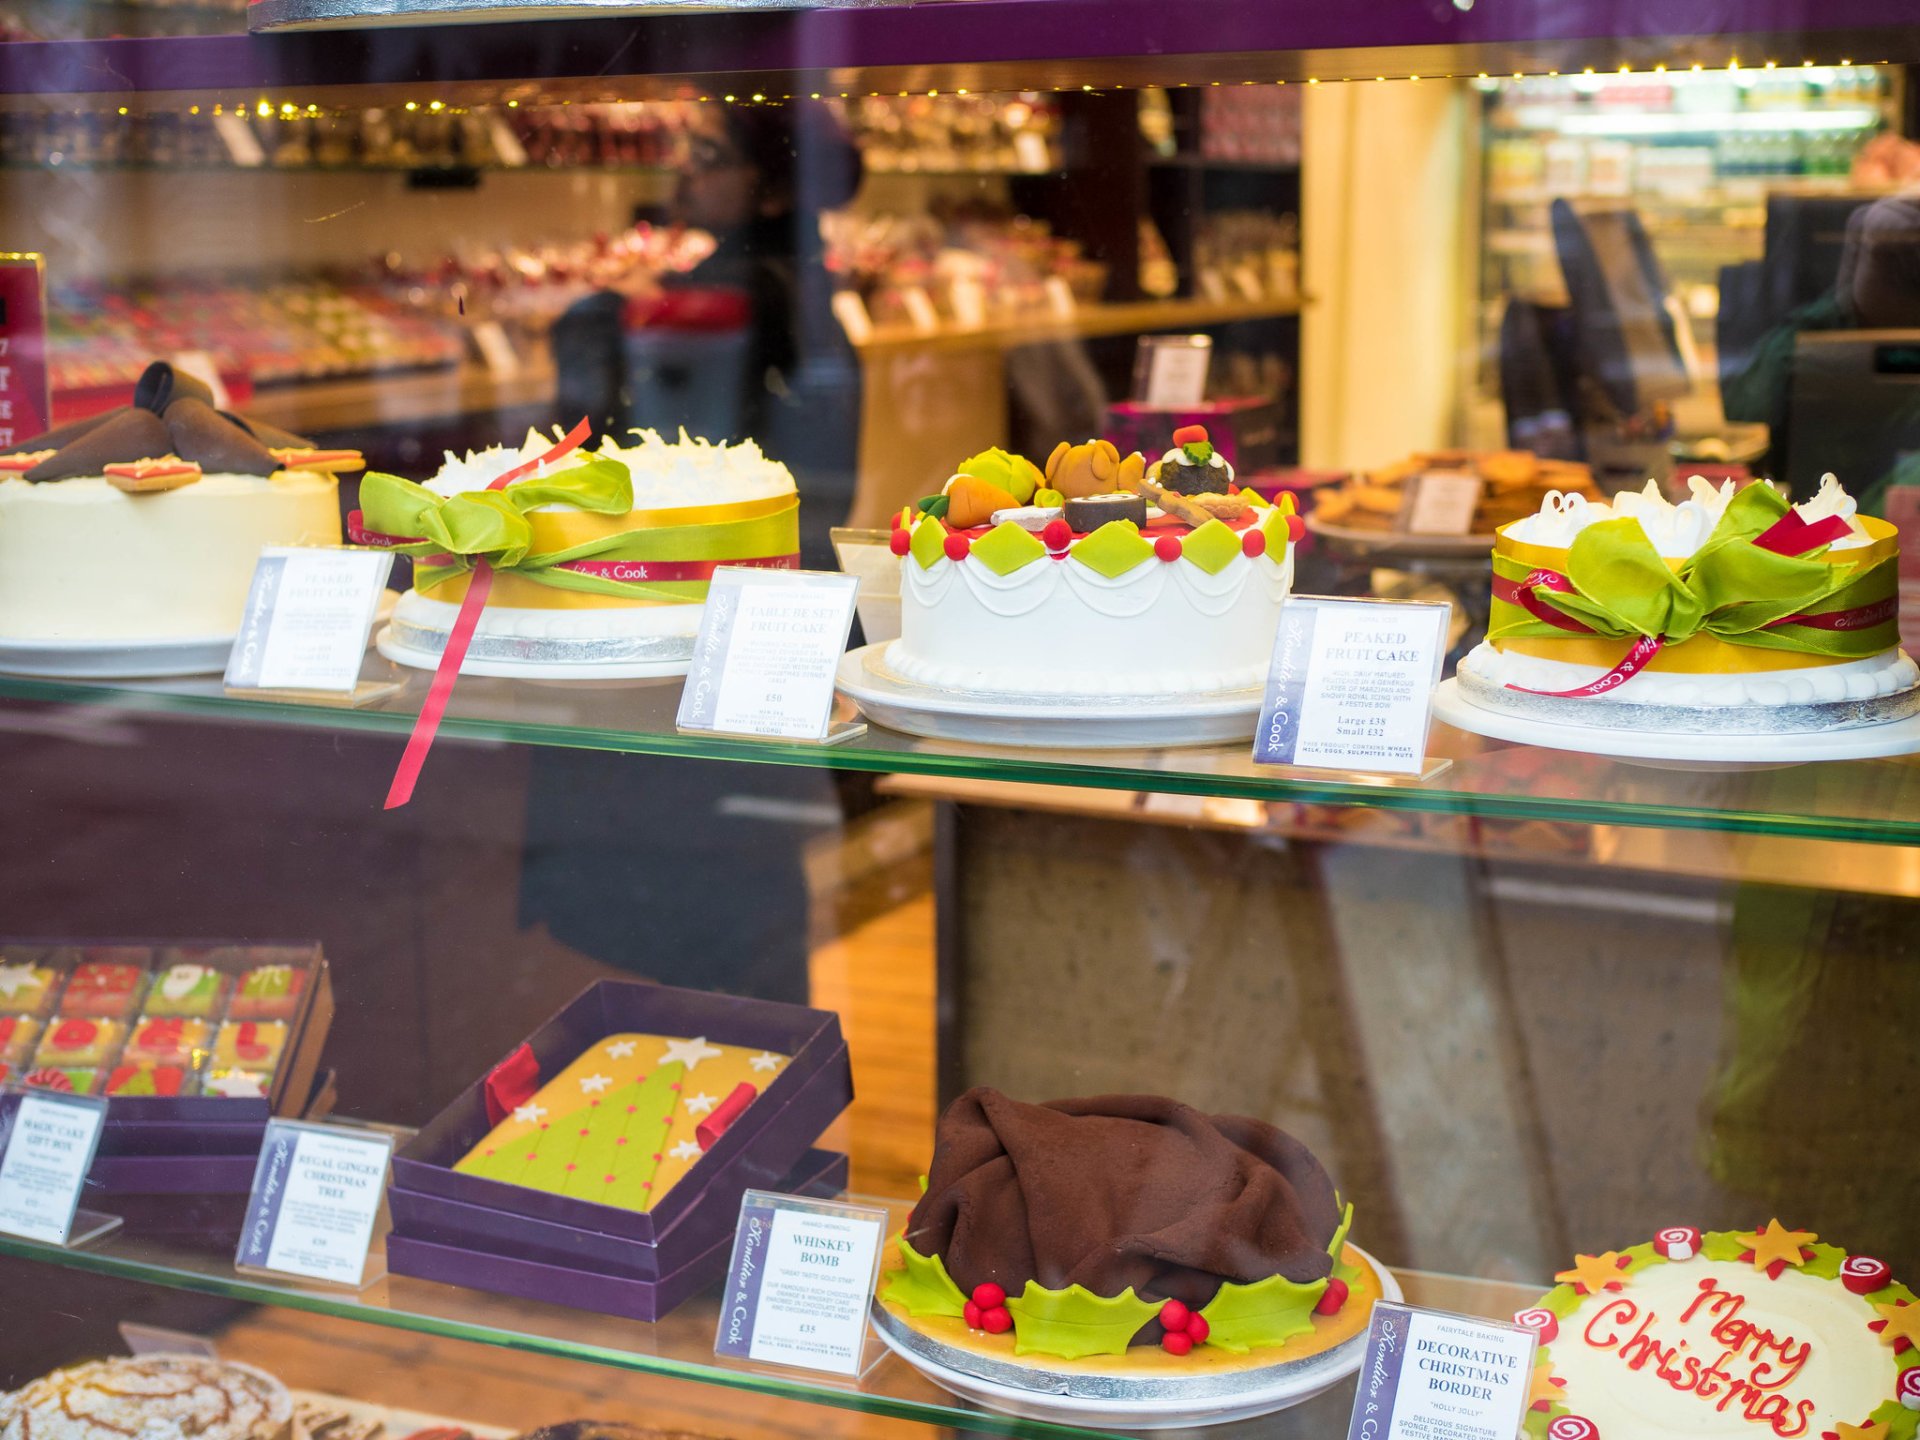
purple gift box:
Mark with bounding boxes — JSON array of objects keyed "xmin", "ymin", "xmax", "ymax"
[
  {"xmin": 385, "ymin": 979, "xmax": 855, "ymax": 1320},
  {"xmin": 388, "ymin": 1147, "xmax": 849, "ymax": 1323}
]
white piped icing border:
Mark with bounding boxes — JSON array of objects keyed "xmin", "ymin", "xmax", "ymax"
[{"xmin": 1460, "ymin": 641, "xmax": 1919, "ymax": 708}]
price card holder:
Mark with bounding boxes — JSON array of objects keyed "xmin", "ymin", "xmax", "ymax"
[
  {"xmin": 1399, "ymin": 471, "xmax": 1485, "ymax": 536},
  {"xmin": 1133, "ymin": 333, "xmax": 1212, "ymax": 406},
  {"xmin": 1345, "ymin": 1302, "xmax": 1537, "ymax": 1440},
  {"xmin": 677, "ymin": 568, "xmax": 866, "ymax": 745},
  {"xmin": 1254, "ymin": 596, "xmax": 1452, "ymax": 778},
  {"xmin": 235, "ymin": 1119, "xmax": 392, "ymax": 1292},
  {"xmin": 714, "ymin": 1189, "xmax": 889, "ymax": 1380},
  {"xmin": 0, "ymin": 1086, "xmax": 119, "ymax": 1249},
  {"xmin": 901, "ymin": 286, "xmax": 941, "ymax": 334},
  {"xmin": 831, "ymin": 291, "xmax": 874, "ymax": 346},
  {"xmin": 225, "ymin": 548, "xmax": 400, "ymax": 707}
]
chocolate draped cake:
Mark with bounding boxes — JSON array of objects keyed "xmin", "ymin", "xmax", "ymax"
[{"xmin": 907, "ymin": 1088, "xmax": 1342, "ymax": 1312}]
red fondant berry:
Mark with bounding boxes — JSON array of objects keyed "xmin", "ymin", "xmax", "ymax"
[
  {"xmin": 1154, "ymin": 534, "xmax": 1183, "ymax": 562},
  {"xmin": 1186, "ymin": 1314, "xmax": 1210, "ymax": 1344},
  {"xmin": 1171, "ymin": 424, "xmax": 1208, "ymax": 447},
  {"xmin": 1161, "ymin": 1330, "xmax": 1194, "ymax": 1357},
  {"xmin": 888, "ymin": 527, "xmax": 912, "ymax": 556},
  {"xmin": 1315, "ymin": 1278, "xmax": 1350, "ymax": 1316},
  {"xmin": 1285, "ymin": 513, "xmax": 1306, "ymax": 544},
  {"xmin": 963, "ymin": 1300, "xmax": 983, "ymax": 1329},
  {"xmin": 972, "ymin": 1282, "xmax": 1006, "ymax": 1310},
  {"xmin": 981, "ymin": 1306, "xmax": 1013, "ymax": 1334},
  {"xmin": 1042, "ymin": 518, "xmax": 1072, "ymax": 552},
  {"xmin": 1159, "ymin": 1299, "xmax": 1191, "ymax": 1333},
  {"xmin": 1241, "ymin": 528, "xmax": 1267, "ymax": 559},
  {"xmin": 943, "ymin": 533, "xmax": 971, "ymax": 562}
]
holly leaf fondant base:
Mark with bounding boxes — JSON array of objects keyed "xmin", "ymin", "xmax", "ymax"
[
  {"xmin": 882, "ymin": 1239, "xmax": 969, "ymax": 1320},
  {"xmin": 1196, "ymin": 1273, "xmax": 1328, "ymax": 1355},
  {"xmin": 1003, "ymin": 1281, "xmax": 1160, "ymax": 1360}
]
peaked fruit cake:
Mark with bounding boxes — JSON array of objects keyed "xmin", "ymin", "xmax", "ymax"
[
  {"xmin": 876, "ymin": 1089, "xmax": 1380, "ymax": 1377},
  {"xmin": 0, "ymin": 361, "xmax": 348, "ymax": 646},
  {"xmin": 884, "ymin": 428, "xmax": 1299, "ymax": 697},
  {"xmin": 358, "ymin": 428, "xmax": 798, "ymax": 671},
  {"xmin": 1456, "ymin": 475, "xmax": 1918, "ymax": 733},
  {"xmin": 1513, "ymin": 1221, "xmax": 1920, "ymax": 1440}
]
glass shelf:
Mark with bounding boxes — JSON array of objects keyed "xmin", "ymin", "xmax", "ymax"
[
  {"xmin": 7, "ymin": 666, "xmax": 1920, "ymax": 845},
  {"xmin": 0, "ymin": 1213, "xmax": 1533, "ymax": 1440}
]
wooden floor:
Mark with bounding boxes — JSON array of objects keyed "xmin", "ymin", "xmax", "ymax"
[{"xmin": 217, "ymin": 811, "xmax": 939, "ymax": 1440}]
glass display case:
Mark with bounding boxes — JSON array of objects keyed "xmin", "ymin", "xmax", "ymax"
[{"xmin": 5, "ymin": 5, "xmax": 1920, "ymax": 1440}]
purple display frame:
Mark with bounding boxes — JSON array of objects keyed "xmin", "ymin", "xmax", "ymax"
[
  {"xmin": 3, "ymin": 1, "xmax": 1920, "ymax": 97},
  {"xmin": 390, "ymin": 979, "xmax": 852, "ymax": 1248}
]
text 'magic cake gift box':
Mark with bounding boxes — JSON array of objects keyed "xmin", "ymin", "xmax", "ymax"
[{"xmin": 386, "ymin": 978, "xmax": 854, "ymax": 1322}]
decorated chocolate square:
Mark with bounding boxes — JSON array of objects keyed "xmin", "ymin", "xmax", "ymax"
[
  {"xmin": 211, "ymin": 1019, "xmax": 286, "ymax": 1074},
  {"xmin": 0, "ymin": 959, "xmax": 59, "ymax": 1016},
  {"xmin": 34, "ymin": 1016, "xmax": 126, "ymax": 1068},
  {"xmin": 142, "ymin": 963, "xmax": 230, "ymax": 1019},
  {"xmin": 61, "ymin": 961, "xmax": 150, "ymax": 1019},
  {"xmin": 201, "ymin": 1068, "xmax": 270, "ymax": 1099},
  {"xmin": 22, "ymin": 1065, "xmax": 102, "ymax": 1096},
  {"xmin": 106, "ymin": 1061, "xmax": 195, "ymax": 1098},
  {"xmin": 0, "ymin": 1014, "xmax": 39, "ymax": 1066},
  {"xmin": 124, "ymin": 1015, "xmax": 212, "ymax": 1065},
  {"xmin": 227, "ymin": 964, "xmax": 307, "ymax": 1022}
]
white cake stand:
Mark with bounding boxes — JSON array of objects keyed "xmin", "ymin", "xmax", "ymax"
[
  {"xmin": 0, "ymin": 634, "xmax": 235, "ymax": 678},
  {"xmin": 868, "ymin": 1248, "xmax": 1401, "ymax": 1431},
  {"xmin": 375, "ymin": 626, "xmax": 692, "ymax": 681},
  {"xmin": 1432, "ymin": 678, "xmax": 1920, "ymax": 765},
  {"xmin": 835, "ymin": 644, "xmax": 1264, "ymax": 749}
]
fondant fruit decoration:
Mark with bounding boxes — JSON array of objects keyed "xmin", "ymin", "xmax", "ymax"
[
  {"xmin": 1314, "ymin": 1277, "xmax": 1350, "ymax": 1315},
  {"xmin": 942, "ymin": 474, "xmax": 1021, "ymax": 529},
  {"xmin": 1546, "ymin": 1418, "xmax": 1599, "ymax": 1440},
  {"xmin": 1043, "ymin": 439, "xmax": 1146, "ymax": 499},
  {"xmin": 1158, "ymin": 1296, "xmax": 1211, "ymax": 1355},
  {"xmin": 955, "ymin": 447, "xmax": 1043, "ymax": 505},
  {"xmin": 966, "ymin": 1283, "xmax": 1012, "ymax": 1334},
  {"xmin": 1654, "ymin": 1226, "xmax": 1702, "ymax": 1261},
  {"xmin": 1513, "ymin": 1306, "xmax": 1559, "ymax": 1343},
  {"xmin": 1171, "ymin": 424, "xmax": 1208, "ymax": 447}
]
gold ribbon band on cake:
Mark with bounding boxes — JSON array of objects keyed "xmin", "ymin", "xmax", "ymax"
[
  {"xmin": 1487, "ymin": 485, "xmax": 1901, "ymax": 677},
  {"xmin": 354, "ymin": 465, "xmax": 801, "ymax": 610}
]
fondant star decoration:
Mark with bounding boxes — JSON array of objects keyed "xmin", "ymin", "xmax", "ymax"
[
  {"xmin": 684, "ymin": 1092, "xmax": 718, "ymax": 1116},
  {"xmin": 1829, "ymin": 1422, "xmax": 1888, "ymax": 1440},
  {"xmin": 579, "ymin": 1074, "xmax": 612, "ymax": 1094},
  {"xmin": 1873, "ymin": 1300, "xmax": 1920, "ymax": 1349},
  {"xmin": 669, "ymin": 1140, "xmax": 703, "ymax": 1160},
  {"xmin": 749, "ymin": 1051, "xmax": 782, "ymax": 1073},
  {"xmin": 1744, "ymin": 1220, "xmax": 1817, "ymax": 1274},
  {"xmin": 512, "ymin": 1103, "xmax": 549, "ymax": 1124},
  {"xmin": 0, "ymin": 964, "xmax": 33, "ymax": 997},
  {"xmin": 1526, "ymin": 1359, "xmax": 1566, "ymax": 1413},
  {"xmin": 660, "ymin": 1036, "xmax": 723, "ymax": 1070},
  {"xmin": 1555, "ymin": 1252, "xmax": 1629, "ymax": 1296},
  {"xmin": 605, "ymin": 1040, "xmax": 637, "ymax": 1060}
]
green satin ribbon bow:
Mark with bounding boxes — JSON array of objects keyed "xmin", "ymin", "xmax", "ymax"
[
  {"xmin": 1490, "ymin": 484, "xmax": 1899, "ymax": 659},
  {"xmin": 359, "ymin": 456, "xmax": 634, "ymax": 571}
]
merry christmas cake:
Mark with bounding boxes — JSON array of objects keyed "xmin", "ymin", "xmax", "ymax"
[
  {"xmin": 454, "ymin": 1032, "xmax": 789, "ymax": 1213},
  {"xmin": 1457, "ymin": 475, "xmax": 1918, "ymax": 733},
  {"xmin": 876, "ymin": 1089, "xmax": 1381, "ymax": 1381},
  {"xmin": 358, "ymin": 427, "xmax": 798, "ymax": 674},
  {"xmin": 0, "ymin": 362, "xmax": 348, "ymax": 650},
  {"xmin": 883, "ymin": 429, "xmax": 1298, "ymax": 697},
  {"xmin": 1514, "ymin": 1221, "xmax": 1920, "ymax": 1440}
]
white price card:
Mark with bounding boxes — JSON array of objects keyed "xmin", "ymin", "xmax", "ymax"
[
  {"xmin": 713, "ymin": 1190, "xmax": 887, "ymax": 1378},
  {"xmin": 1344, "ymin": 1302, "xmax": 1537, "ymax": 1440},
  {"xmin": 1401, "ymin": 471, "xmax": 1485, "ymax": 536},
  {"xmin": 225, "ymin": 548, "xmax": 394, "ymax": 694},
  {"xmin": 0, "ymin": 1088, "xmax": 108, "ymax": 1245},
  {"xmin": 1253, "ymin": 596, "xmax": 1450, "ymax": 775},
  {"xmin": 235, "ymin": 1119, "xmax": 392, "ymax": 1289},
  {"xmin": 1138, "ymin": 334, "xmax": 1212, "ymax": 407},
  {"xmin": 678, "ymin": 568, "xmax": 861, "ymax": 742}
]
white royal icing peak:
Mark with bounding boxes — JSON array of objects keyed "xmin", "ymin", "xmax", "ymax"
[
  {"xmin": 425, "ymin": 425, "xmax": 795, "ymax": 510},
  {"xmin": 1505, "ymin": 473, "xmax": 1875, "ymax": 559}
]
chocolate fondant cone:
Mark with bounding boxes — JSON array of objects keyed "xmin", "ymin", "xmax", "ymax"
[
  {"xmin": 134, "ymin": 361, "xmax": 215, "ymax": 414},
  {"xmin": 23, "ymin": 407, "xmax": 172, "ymax": 482},
  {"xmin": 163, "ymin": 398, "xmax": 278, "ymax": 476},
  {"xmin": 221, "ymin": 411, "xmax": 314, "ymax": 451},
  {"xmin": 15, "ymin": 406, "xmax": 133, "ymax": 454}
]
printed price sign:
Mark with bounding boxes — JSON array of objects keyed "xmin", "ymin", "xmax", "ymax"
[
  {"xmin": 235, "ymin": 1120, "xmax": 391, "ymax": 1288},
  {"xmin": 1401, "ymin": 472, "xmax": 1485, "ymax": 536},
  {"xmin": 225, "ymin": 548, "xmax": 394, "ymax": 694},
  {"xmin": 678, "ymin": 568, "xmax": 861, "ymax": 742},
  {"xmin": 1254, "ymin": 596, "xmax": 1450, "ymax": 775},
  {"xmin": 714, "ymin": 1190, "xmax": 887, "ymax": 1377},
  {"xmin": 0, "ymin": 253, "xmax": 51, "ymax": 448},
  {"xmin": 1345, "ymin": 1302, "xmax": 1537, "ymax": 1440},
  {"xmin": 0, "ymin": 1088, "xmax": 109, "ymax": 1245}
]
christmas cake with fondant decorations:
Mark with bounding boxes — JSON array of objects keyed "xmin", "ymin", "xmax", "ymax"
[
  {"xmin": 1513, "ymin": 1221, "xmax": 1920, "ymax": 1440},
  {"xmin": 453, "ymin": 1033, "xmax": 789, "ymax": 1213},
  {"xmin": 1457, "ymin": 475, "xmax": 1919, "ymax": 734},
  {"xmin": 358, "ymin": 427, "xmax": 798, "ymax": 674},
  {"xmin": 0, "ymin": 362, "xmax": 347, "ymax": 647},
  {"xmin": 875, "ymin": 1089, "xmax": 1383, "ymax": 1384},
  {"xmin": 885, "ymin": 428, "xmax": 1298, "ymax": 697}
]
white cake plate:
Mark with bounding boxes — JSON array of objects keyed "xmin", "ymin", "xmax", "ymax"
[
  {"xmin": 835, "ymin": 644, "xmax": 1264, "ymax": 749},
  {"xmin": 375, "ymin": 626, "xmax": 692, "ymax": 680},
  {"xmin": 1432, "ymin": 677, "xmax": 1920, "ymax": 765},
  {"xmin": 869, "ymin": 1247, "xmax": 1401, "ymax": 1430},
  {"xmin": 0, "ymin": 633, "xmax": 235, "ymax": 678}
]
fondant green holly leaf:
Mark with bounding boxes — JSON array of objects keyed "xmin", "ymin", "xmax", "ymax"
[
  {"xmin": 909, "ymin": 516, "xmax": 949, "ymax": 570},
  {"xmin": 880, "ymin": 1239, "xmax": 968, "ymax": 1319},
  {"xmin": 1804, "ymin": 1243, "xmax": 1847, "ymax": 1281},
  {"xmin": 1180, "ymin": 518, "xmax": 1242, "ymax": 575},
  {"xmin": 1197, "ymin": 1273, "xmax": 1328, "ymax": 1355},
  {"xmin": 1003, "ymin": 1280, "xmax": 1159, "ymax": 1360},
  {"xmin": 1067, "ymin": 520, "xmax": 1154, "ymax": 579},
  {"xmin": 1537, "ymin": 1283, "xmax": 1584, "ymax": 1321},
  {"xmin": 1870, "ymin": 1400, "xmax": 1920, "ymax": 1440},
  {"xmin": 915, "ymin": 494, "xmax": 950, "ymax": 519},
  {"xmin": 1702, "ymin": 1229, "xmax": 1749, "ymax": 1263},
  {"xmin": 1327, "ymin": 1202, "xmax": 1359, "ymax": 1283},
  {"xmin": 1617, "ymin": 1241, "xmax": 1663, "ymax": 1277},
  {"xmin": 971, "ymin": 520, "xmax": 1047, "ymax": 576}
]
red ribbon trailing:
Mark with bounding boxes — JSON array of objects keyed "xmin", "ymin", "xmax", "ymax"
[
  {"xmin": 483, "ymin": 1042, "xmax": 543, "ymax": 1126},
  {"xmin": 1500, "ymin": 517, "xmax": 1877, "ymax": 699},
  {"xmin": 383, "ymin": 418, "xmax": 592, "ymax": 810},
  {"xmin": 554, "ymin": 553, "xmax": 799, "ymax": 583}
]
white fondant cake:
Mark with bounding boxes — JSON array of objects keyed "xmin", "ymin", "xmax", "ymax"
[{"xmin": 0, "ymin": 471, "xmax": 340, "ymax": 642}]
